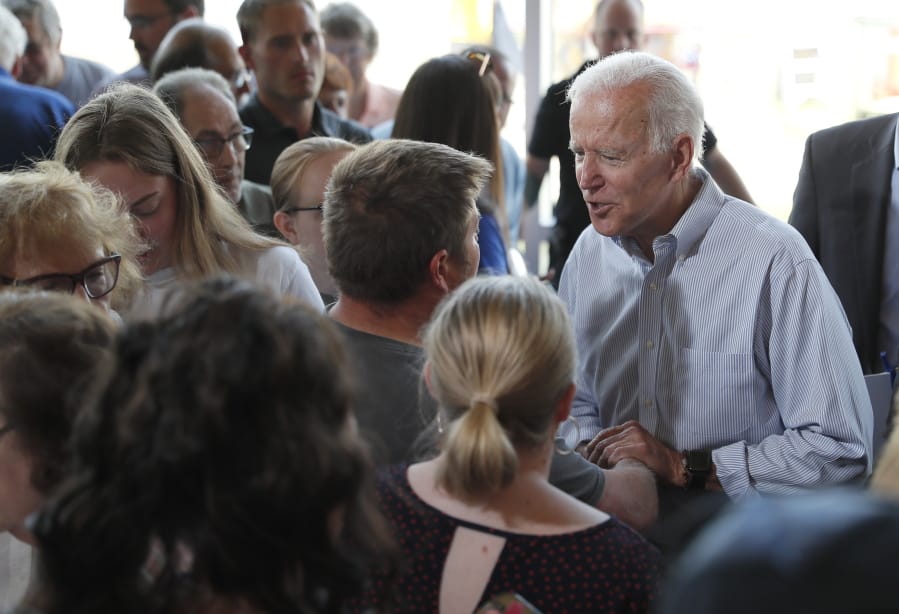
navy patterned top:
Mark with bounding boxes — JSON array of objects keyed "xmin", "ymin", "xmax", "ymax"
[{"xmin": 359, "ymin": 464, "xmax": 660, "ymax": 613}]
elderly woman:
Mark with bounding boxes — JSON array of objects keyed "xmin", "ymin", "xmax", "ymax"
[
  {"xmin": 271, "ymin": 136, "xmax": 357, "ymax": 304},
  {"xmin": 24, "ymin": 277, "xmax": 394, "ymax": 614},
  {"xmin": 54, "ymin": 84, "xmax": 323, "ymax": 313},
  {"xmin": 363, "ymin": 276, "xmax": 659, "ymax": 613},
  {"xmin": 0, "ymin": 162, "xmax": 141, "ymax": 313},
  {"xmin": 0, "ymin": 292, "xmax": 117, "ymax": 608}
]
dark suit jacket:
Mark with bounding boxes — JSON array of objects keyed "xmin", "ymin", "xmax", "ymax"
[{"xmin": 790, "ymin": 113, "xmax": 897, "ymax": 374}]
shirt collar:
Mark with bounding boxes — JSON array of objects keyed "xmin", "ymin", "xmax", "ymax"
[
  {"xmin": 242, "ymin": 94, "xmax": 327, "ymax": 139},
  {"xmin": 666, "ymin": 167, "xmax": 724, "ymax": 256},
  {"xmin": 893, "ymin": 115, "xmax": 899, "ymax": 170},
  {"xmin": 611, "ymin": 168, "xmax": 723, "ymax": 261}
]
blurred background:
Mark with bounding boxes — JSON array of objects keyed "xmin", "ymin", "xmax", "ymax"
[{"xmin": 56, "ymin": 0, "xmax": 899, "ymax": 253}]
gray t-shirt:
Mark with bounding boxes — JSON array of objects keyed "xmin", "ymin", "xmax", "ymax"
[
  {"xmin": 335, "ymin": 323, "xmax": 435, "ymax": 465},
  {"xmin": 57, "ymin": 55, "xmax": 114, "ymax": 107},
  {"xmin": 333, "ymin": 322, "xmax": 605, "ymax": 503}
]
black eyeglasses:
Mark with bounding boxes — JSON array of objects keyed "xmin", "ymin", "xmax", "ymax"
[
  {"xmin": 0, "ymin": 254, "xmax": 121, "ymax": 299},
  {"xmin": 195, "ymin": 126, "xmax": 254, "ymax": 159},
  {"xmin": 282, "ymin": 204, "xmax": 323, "ymax": 214}
]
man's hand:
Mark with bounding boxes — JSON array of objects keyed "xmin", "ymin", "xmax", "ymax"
[{"xmin": 584, "ymin": 420, "xmax": 684, "ymax": 486}]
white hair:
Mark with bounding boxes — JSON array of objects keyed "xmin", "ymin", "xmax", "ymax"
[
  {"xmin": 567, "ymin": 51, "xmax": 704, "ymax": 163},
  {"xmin": 0, "ymin": 5, "xmax": 26, "ymax": 71}
]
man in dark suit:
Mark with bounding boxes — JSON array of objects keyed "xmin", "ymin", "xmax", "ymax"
[{"xmin": 790, "ymin": 112, "xmax": 898, "ymax": 375}]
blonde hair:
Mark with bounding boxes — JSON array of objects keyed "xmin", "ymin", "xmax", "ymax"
[
  {"xmin": 423, "ymin": 276, "xmax": 576, "ymax": 498},
  {"xmin": 54, "ymin": 83, "xmax": 284, "ymax": 279},
  {"xmin": 270, "ymin": 136, "xmax": 357, "ymax": 212},
  {"xmin": 0, "ymin": 161, "xmax": 143, "ymax": 309}
]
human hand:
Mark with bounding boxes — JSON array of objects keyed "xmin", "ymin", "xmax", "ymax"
[{"xmin": 584, "ymin": 420, "xmax": 684, "ymax": 486}]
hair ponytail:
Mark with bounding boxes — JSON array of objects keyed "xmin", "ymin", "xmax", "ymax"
[{"xmin": 436, "ymin": 396, "xmax": 517, "ymax": 498}]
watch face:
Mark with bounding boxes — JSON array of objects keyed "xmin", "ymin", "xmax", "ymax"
[{"xmin": 687, "ymin": 450, "xmax": 712, "ymax": 473}]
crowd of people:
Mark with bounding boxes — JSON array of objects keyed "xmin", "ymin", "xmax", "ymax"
[{"xmin": 1, "ymin": 0, "xmax": 899, "ymax": 612}]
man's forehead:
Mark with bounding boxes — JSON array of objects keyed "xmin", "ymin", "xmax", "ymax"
[
  {"xmin": 182, "ymin": 87, "xmax": 239, "ymax": 128},
  {"xmin": 257, "ymin": 2, "xmax": 319, "ymax": 34},
  {"xmin": 125, "ymin": 0, "xmax": 168, "ymax": 16}
]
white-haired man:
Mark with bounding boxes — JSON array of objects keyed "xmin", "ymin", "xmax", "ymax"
[
  {"xmin": 560, "ymin": 50, "xmax": 873, "ymax": 541},
  {"xmin": 0, "ymin": 4, "xmax": 73, "ymax": 171}
]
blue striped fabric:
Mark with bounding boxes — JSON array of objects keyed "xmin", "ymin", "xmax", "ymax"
[{"xmin": 557, "ymin": 171, "xmax": 874, "ymax": 500}]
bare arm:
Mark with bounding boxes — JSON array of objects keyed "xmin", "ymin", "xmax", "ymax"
[
  {"xmin": 596, "ymin": 459, "xmax": 658, "ymax": 531},
  {"xmin": 702, "ymin": 147, "xmax": 753, "ymax": 203},
  {"xmin": 525, "ymin": 155, "xmax": 550, "ymax": 209}
]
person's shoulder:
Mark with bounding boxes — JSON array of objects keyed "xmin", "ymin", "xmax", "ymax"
[
  {"xmin": 810, "ymin": 112, "xmax": 897, "ymax": 145},
  {"xmin": 717, "ymin": 197, "xmax": 816, "ymax": 265},
  {"xmin": 63, "ymin": 54, "xmax": 115, "ymax": 81},
  {"xmin": 319, "ymin": 106, "xmax": 373, "ymax": 143},
  {"xmin": 9, "ymin": 80, "xmax": 74, "ymax": 114}
]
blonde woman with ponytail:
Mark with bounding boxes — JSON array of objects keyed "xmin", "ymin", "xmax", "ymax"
[{"xmin": 367, "ymin": 276, "xmax": 659, "ymax": 614}]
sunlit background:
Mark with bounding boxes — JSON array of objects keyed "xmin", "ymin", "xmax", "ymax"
[{"xmin": 55, "ymin": 0, "xmax": 899, "ymax": 269}]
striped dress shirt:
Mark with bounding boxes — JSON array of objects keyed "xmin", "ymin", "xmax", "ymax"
[{"xmin": 558, "ymin": 170, "xmax": 873, "ymax": 500}]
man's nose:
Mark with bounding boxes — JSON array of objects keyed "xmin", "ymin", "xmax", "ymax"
[{"xmin": 577, "ymin": 152, "xmax": 603, "ymax": 190}]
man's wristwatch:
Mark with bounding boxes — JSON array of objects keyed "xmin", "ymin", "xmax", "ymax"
[{"xmin": 682, "ymin": 450, "xmax": 712, "ymax": 490}]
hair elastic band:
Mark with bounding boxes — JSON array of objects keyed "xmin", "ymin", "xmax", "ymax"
[{"xmin": 471, "ymin": 394, "xmax": 498, "ymax": 413}]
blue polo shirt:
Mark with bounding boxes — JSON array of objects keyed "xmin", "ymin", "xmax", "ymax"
[{"xmin": 0, "ymin": 67, "xmax": 75, "ymax": 172}]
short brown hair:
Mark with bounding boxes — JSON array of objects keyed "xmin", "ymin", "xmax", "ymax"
[
  {"xmin": 237, "ymin": 0, "xmax": 316, "ymax": 44},
  {"xmin": 323, "ymin": 139, "xmax": 490, "ymax": 304}
]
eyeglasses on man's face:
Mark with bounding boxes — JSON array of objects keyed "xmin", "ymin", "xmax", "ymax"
[
  {"xmin": 0, "ymin": 254, "xmax": 122, "ymax": 299},
  {"xmin": 194, "ymin": 126, "xmax": 254, "ymax": 160}
]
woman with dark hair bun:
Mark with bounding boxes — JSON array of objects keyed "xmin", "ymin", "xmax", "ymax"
[{"xmin": 24, "ymin": 277, "xmax": 394, "ymax": 614}]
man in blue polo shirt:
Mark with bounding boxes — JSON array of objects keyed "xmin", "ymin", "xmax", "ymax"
[{"xmin": 0, "ymin": 5, "xmax": 73, "ymax": 172}]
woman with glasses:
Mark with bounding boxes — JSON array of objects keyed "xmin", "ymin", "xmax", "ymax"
[
  {"xmin": 0, "ymin": 291, "xmax": 117, "ymax": 608},
  {"xmin": 55, "ymin": 83, "xmax": 323, "ymax": 314},
  {"xmin": 392, "ymin": 54, "xmax": 510, "ymax": 275},
  {"xmin": 0, "ymin": 162, "xmax": 141, "ymax": 314},
  {"xmin": 271, "ymin": 136, "xmax": 357, "ymax": 304},
  {"xmin": 22, "ymin": 277, "xmax": 395, "ymax": 614}
]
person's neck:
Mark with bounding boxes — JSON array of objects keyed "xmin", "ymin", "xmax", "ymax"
[
  {"xmin": 45, "ymin": 54, "xmax": 65, "ymax": 89},
  {"xmin": 635, "ymin": 170, "xmax": 703, "ymax": 262},
  {"xmin": 329, "ymin": 292, "xmax": 436, "ymax": 346},
  {"xmin": 348, "ymin": 77, "xmax": 370, "ymax": 122},
  {"xmin": 257, "ymin": 91, "xmax": 316, "ymax": 137}
]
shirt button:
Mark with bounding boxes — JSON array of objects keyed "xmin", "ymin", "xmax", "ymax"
[
  {"xmin": 644, "ymin": 399, "xmax": 653, "ymax": 407},
  {"xmin": 645, "ymin": 340, "xmax": 655, "ymax": 349},
  {"xmin": 677, "ymin": 254, "xmax": 686, "ymax": 263},
  {"xmin": 649, "ymin": 282, "xmax": 658, "ymax": 290}
]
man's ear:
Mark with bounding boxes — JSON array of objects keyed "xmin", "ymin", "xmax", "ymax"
[
  {"xmin": 428, "ymin": 248, "xmax": 451, "ymax": 293},
  {"xmin": 273, "ymin": 211, "xmax": 299, "ymax": 244},
  {"xmin": 238, "ymin": 43, "xmax": 254, "ymax": 71},
  {"xmin": 670, "ymin": 134, "xmax": 695, "ymax": 181},
  {"xmin": 179, "ymin": 6, "xmax": 201, "ymax": 20},
  {"xmin": 10, "ymin": 55, "xmax": 23, "ymax": 79},
  {"xmin": 554, "ymin": 383, "xmax": 576, "ymax": 424}
]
